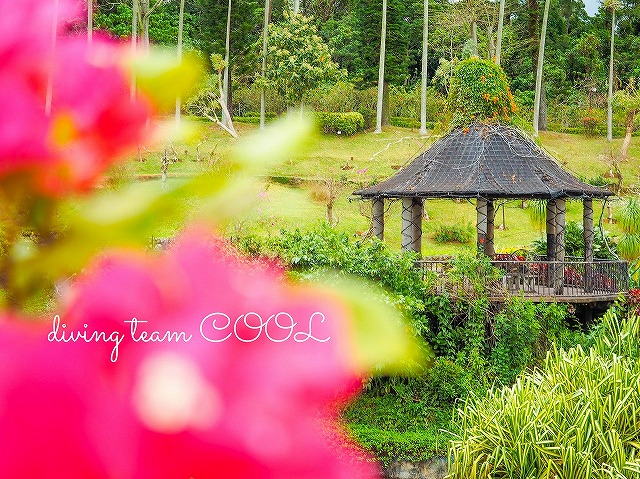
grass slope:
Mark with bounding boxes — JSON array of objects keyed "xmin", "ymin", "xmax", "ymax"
[{"xmin": 124, "ymin": 121, "xmax": 636, "ymax": 252}]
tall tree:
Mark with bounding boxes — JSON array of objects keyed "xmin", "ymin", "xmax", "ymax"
[
  {"xmin": 533, "ymin": 0, "xmax": 551, "ymax": 135},
  {"xmin": 222, "ymin": 0, "xmax": 232, "ymax": 122},
  {"xmin": 260, "ymin": 0, "xmax": 271, "ymax": 129},
  {"xmin": 420, "ymin": 0, "xmax": 429, "ymax": 135},
  {"xmin": 495, "ymin": 0, "xmax": 505, "ymax": 64},
  {"xmin": 175, "ymin": 0, "xmax": 185, "ymax": 127},
  {"xmin": 45, "ymin": 0, "xmax": 60, "ymax": 116},
  {"xmin": 261, "ymin": 13, "xmax": 341, "ymax": 108},
  {"xmin": 606, "ymin": 0, "xmax": 620, "ymax": 142},
  {"xmin": 138, "ymin": 0, "xmax": 168, "ymax": 49},
  {"xmin": 375, "ymin": 0, "xmax": 387, "ymax": 133},
  {"xmin": 88, "ymin": 0, "xmax": 93, "ymax": 44},
  {"xmin": 354, "ymin": 0, "xmax": 410, "ymax": 127},
  {"xmin": 130, "ymin": 0, "xmax": 138, "ymax": 100}
]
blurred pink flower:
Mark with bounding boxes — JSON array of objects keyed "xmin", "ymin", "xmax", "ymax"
[
  {"xmin": 0, "ymin": 0, "xmax": 151, "ymax": 194},
  {"xmin": 0, "ymin": 229, "xmax": 381, "ymax": 478}
]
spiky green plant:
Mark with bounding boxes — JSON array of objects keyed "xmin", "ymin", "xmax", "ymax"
[
  {"xmin": 618, "ymin": 198, "xmax": 640, "ymax": 260},
  {"xmin": 448, "ymin": 307, "xmax": 640, "ymax": 479},
  {"xmin": 527, "ymin": 200, "xmax": 546, "ymax": 233}
]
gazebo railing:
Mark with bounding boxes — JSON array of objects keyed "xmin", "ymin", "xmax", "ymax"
[{"xmin": 417, "ymin": 258, "xmax": 628, "ymax": 298}]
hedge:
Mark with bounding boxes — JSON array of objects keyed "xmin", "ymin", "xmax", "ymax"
[{"xmin": 315, "ymin": 111, "xmax": 365, "ymax": 136}]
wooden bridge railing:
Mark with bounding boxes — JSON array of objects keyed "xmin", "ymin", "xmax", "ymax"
[{"xmin": 417, "ymin": 258, "xmax": 629, "ymax": 299}]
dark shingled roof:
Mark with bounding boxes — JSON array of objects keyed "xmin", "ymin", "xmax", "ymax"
[{"xmin": 354, "ymin": 123, "xmax": 612, "ymax": 200}]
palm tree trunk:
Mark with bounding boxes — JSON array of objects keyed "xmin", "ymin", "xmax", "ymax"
[
  {"xmin": 223, "ymin": 0, "xmax": 232, "ymax": 122},
  {"xmin": 175, "ymin": 0, "xmax": 185, "ymax": 127},
  {"xmin": 496, "ymin": 0, "xmax": 505, "ymax": 65},
  {"xmin": 140, "ymin": 0, "xmax": 150, "ymax": 49},
  {"xmin": 45, "ymin": 0, "xmax": 60, "ymax": 116},
  {"xmin": 533, "ymin": 0, "xmax": 550, "ymax": 135},
  {"xmin": 260, "ymin": 0, "xmax": 271, "ymax": 130},
  {"xmin": 420, "ymin": 0, "xmax": 429, "ymax": 135},
  {"xmin": 607, "ymin": 9, "xmax": 615, "ymax": 142},
  {"xmin": 488, "ymin": 24, "xmax": 495, "ymax": 60},
  {"xmin": 374, "ymin": 0, "xmax": 387, "ymax": 134},
  {"xmin": 87, "ymin": 0, "xmax": 93, "ymax": 44},
  {"xmin": 130, "ymin": 0, "xmax": 138, "ymax": 101},
  {"xmin": 471, "ymin": 20, "xmax": 478, "ymax": 57},
  {"xmin": 293, "ymin": 0, "xmax": 300, "ymax": 14}
]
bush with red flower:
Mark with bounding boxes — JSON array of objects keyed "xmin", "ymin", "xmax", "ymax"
[
  {"xmin": 581, "ymin": 111, "xmax": 599, "ymax": 137},
  {"xmin": 447, "ymin": 58, "xmax": 519, "ymax": 128}
]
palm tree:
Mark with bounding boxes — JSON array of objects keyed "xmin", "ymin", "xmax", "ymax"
[
  {"xmin": 222, "ymin": 0, "xmax": 232, "ymax": 127},
  {"xmin": 260, "ymin": 0, "xmax": 271, "ymax": 129},
  {"xmin": 374, "ymin": 0, "xmax": 388, "ymax": 134},
  {"xmin": 139, "ymin": 0, "xmax": 165, "ymax": 49},
  {"xmin": 420, "ymin": 0, "xmax": 429, "ymax": 135},
  {"xmin": 293, "ymin": 0, "xmax": 300, "ymax": 14},
  {"xmin": 87, "ymin": 0, "xmax": 93, "ymax": 44},
  {"xmin": 533, "ymin": 0, "xmax": 551, "ymax": 135},
  {"xmin": 495, "ymin": 0, "xmax": 505, "ymax": 65},
  {"xmin": 606, "ymin": 0, "xmax": 620, "ymax": 143},
  {"xmin": 130, "ymin": 0, "xmax": 138, "ymax": 100},
  {"xmin": 45, "ymin": 0, "xmax": 60, "ymax": 116},
  {"xmin": 619, "ymin": 197, "xmax": 640, "ymax": 260},
  {"xmin": 175, "ymin": 0, "xmax": 185, "ymax": 127}
]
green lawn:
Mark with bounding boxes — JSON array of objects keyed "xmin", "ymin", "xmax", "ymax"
[{"xmin": 125, "ymin": 120, "xmax": 636, "ymax": 253}]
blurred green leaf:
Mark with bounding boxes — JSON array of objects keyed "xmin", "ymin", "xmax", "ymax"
[
  {"xmin": 10, "ymin": 115, "xmax": 317, "ymax": 297},
  {"xmin": 133, "ymin": 49, "xmax": 205, "ymax": 112},
  {"xmin": 313, "ymin": 273, "xmax": 431, "ymax": 375}
]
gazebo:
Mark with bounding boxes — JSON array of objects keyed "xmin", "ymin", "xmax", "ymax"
[{"xmin": 354, "ymin": 123, "xmax": 626, "ymax": 300}]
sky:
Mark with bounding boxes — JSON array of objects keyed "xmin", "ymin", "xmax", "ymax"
[{"xmin": 584, "ymin": 0, "xmax": 600, "ymax": 16}]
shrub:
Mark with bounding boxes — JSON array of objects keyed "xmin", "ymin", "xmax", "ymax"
[
  {"xmin": 448, "ymin": 58, "xmax": 519, "ymax": 127},
  {"xmin": 316, "ymin": 112, "xmax": 365, "ymax": 136},
  {"xmin": 390, "ymin": 117, "xmax": 436, "ymax": 130},
  {"xmin": 233, "ymin": 112, "xmax": 277, "ymax": 124},
  {"xmin": 303, "ymin": 81, "xmax": 361, "ymax": 112},
  {"xmin": 388, "ymin": 85, "xmax": 445, "ymax": 121},
  {"xmin": 491, "ymin": 297, "xmax": 541, "ymax": 384},
  {"xmin": 232, "ymin": 84, "xmax": 288, "ymax": 116},
  {"xmin": 423, "ymin": 358, "xmax": 471, "ymax": 405},
  {"xmin": 236, "ymin": 227, "xmax": 429, "ymax": 320},
  {"xmin": 433, "ymin": 223, "xmax": 474, "ymax": 244},
  {"xmin": 529, "ymin": 220, "xmax": 617, "ymax": 259},
  {"xmin": 449, "ymin": 307, "xmax": 640, "ymax": 479},
  {"xmin": 582, "ymin": 114, "xmax": 599, "ymax": 136},
  {"xmin": 358, "ymin": 107, "xmax": 376, "ymax": 130}
]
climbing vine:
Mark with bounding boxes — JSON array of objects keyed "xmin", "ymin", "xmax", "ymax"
[{"xmin": 448, "ymin": 58, "xmax": 519, "ymax": 128}]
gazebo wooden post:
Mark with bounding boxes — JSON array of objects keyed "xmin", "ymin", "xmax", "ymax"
[
  {"xmin": 372, "ymin": 198, "xmax": 385, "ymax": 240},
  {"xmin": 476, "ymin": 198, "xmax": 488, "ymax": 255},
  {"xmin": 486, "ymin": 200, "xmax": 495, "ymax": 257},
  {"xmin": 584, "ymin": 198, "xmax": 594, "ymax": 293},
  {"xmin": 554, "ymin": 198, "xmax": 566, "ymax": 294},
  {"xmin": 401, "ymin": 197, "xmax": 413, "ymax": 252},
  {"xmin": 411, "ymin": 198, "xmax": 423, "ymax": 256},
  {"xmin": 546, "ymin": 199, "xmax": 556, "ymax": 286}
]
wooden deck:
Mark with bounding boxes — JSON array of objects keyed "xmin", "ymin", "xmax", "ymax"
[{"xmin": 418, "ymin": 258, "xmax": 628, "ymax": 304}]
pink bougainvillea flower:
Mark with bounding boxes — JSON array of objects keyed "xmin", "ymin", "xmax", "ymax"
[
  {"xmin": 42, "ymin": 36, "xmax": 152, "ymax": 192},
  {"xmin": 0, "ymin": 317, "xmax": 139, "ymax": 479},
  {"xmin": 0, "ymin": 0, "xmax": 152, "ymax": 194},
  {"xmin": 0, "ymin": 229, "xmax": 385, "ymax": 478}
]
